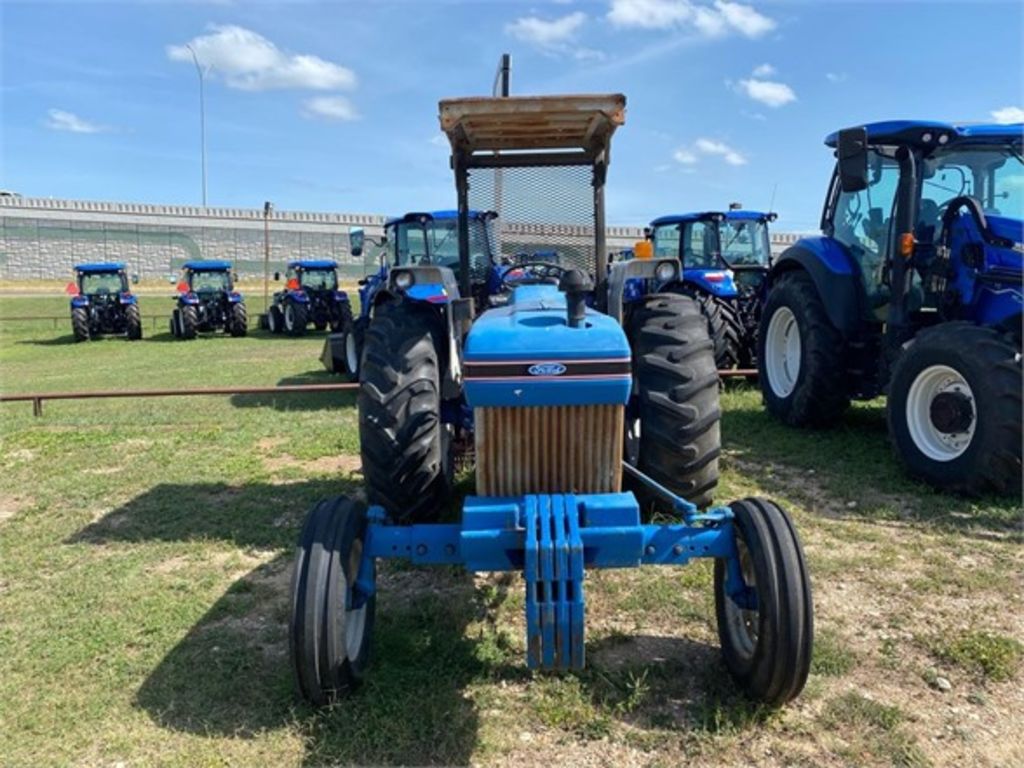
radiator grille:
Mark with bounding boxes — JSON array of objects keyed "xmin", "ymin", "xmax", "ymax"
[{"xmin": 475, "ymin": 405, "xmax": 624, "ymax": 496}]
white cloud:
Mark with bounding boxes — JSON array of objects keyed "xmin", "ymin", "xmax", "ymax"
[
  {"xmin": 607, "ymin": 0, "xmax": 775, "ymax": 39},
  {"xmin": 45, "ymin": 109, "xmax": 109, "ymax": 133},
  {"xmin": 673, "ymin": 147, "xmax": 698, "ymax": 164},
  {"xmin": 825, "ymin": 71, "xmax": 847, "ymax": 83},
  {"xmin": 506, "ymin": 11, "xmax": 586, "ymax": 46},
  {"xmin": 167, "ymin": 25, "xmax": 356, "ymax": 91},
  {"xmin": 674, "ymin": 138, "xmax": 747, "ymax": 166},
  {"xmin": 991, "ymin": 106, "xmax": 1024, "ymax": 124},
  {"xmin": 751, "ymin": 62, "xmax": 775, "ymax": 78},
  {"xmin": 302, "ymin": 96, "xmax": 359, "ymax": 122},
  {"xmin": 737, "ymin": 77, "xmax": 796, "ymax": 108},
  {"xmin": 695, "ymin": 137, "xmax": 747, "ymax": 165}
]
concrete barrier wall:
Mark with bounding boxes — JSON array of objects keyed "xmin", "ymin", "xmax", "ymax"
[{"xmin": 0, "ymin": 196, "xmax": 807, "ymax": 281}]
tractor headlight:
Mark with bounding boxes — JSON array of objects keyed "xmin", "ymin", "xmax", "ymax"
[
  {"xmin": 393, "ymin": 270, "xmax": 414, "ymax": 290},
  {"xmin": 655, "ymin": 260, "xmax": 678, "ymax": 283}
]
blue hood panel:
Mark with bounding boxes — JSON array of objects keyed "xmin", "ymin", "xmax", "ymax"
[{"xmin": 463, "ymin": 285, "xmax": 632, "ymax": 408}]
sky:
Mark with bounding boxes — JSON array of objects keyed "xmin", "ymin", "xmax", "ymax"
[{"xmin": 2, "ymin": 0, "xmax": 1023, "ymax": 232}]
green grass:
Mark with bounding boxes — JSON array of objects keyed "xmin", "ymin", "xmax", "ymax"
[
  {"xmin": 1, "ymin": 294, "xmax": 1021, "ymax": 767},
  {"xmin": 932, "ymin": 631, "xmax": 1023, "ymax": 682}
]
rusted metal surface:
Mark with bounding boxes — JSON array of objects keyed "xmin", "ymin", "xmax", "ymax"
[
  {"xmin": 720, "ymin": 369, "xmax": 758, "ymax": 378},
  {"xmin": 475, "ymin": 404, "xmax": 623, "ymax": 496},
  {"xmin": 0, "ymin": 383, "xmax": 358, "ymax": 416},
  {"xmin": 439, "ymin": 94, "xmax": 626, "ymax": 153}
]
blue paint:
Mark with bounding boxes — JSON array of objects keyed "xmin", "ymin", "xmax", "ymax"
[
  {"xmin": 182, "ymin": 260, "xmax": 232, "ymax": 272},
  {"xmin": 782, "ymin": 235, "xmax": 856, "ymax": 275},
  {"xmin": 73, "ymin": 262, "xmax": 126, "ymax": 274},
  {"xmin": 824, "ymin": 120, "xmax": 1024, "ymax": 148},
  {"xmin": 287, "ymin": 259, "xmax": 338, "ymax": 270}
]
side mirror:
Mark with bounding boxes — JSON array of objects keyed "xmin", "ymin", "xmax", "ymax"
[
  {"xmin": 643, "ymin": 226, "xmax": 653, "ymax": 241},
  {"xmin": 837, "ymin": 127, "xmax": 869, "ymax": 193},
  {"xmin": 273, "ymin": 271, "xmax": 280, "ymax": 281},
  {"xmin": 167, "ymin": 275, "xmax": 177, "ymax": 285},
  {"xmin": 131, "ymin": 274, "xmax": 140, "ymax": 285},
  {"xmin": 349, "ymin": 227, "xmax": 365, "ymax": 258}
]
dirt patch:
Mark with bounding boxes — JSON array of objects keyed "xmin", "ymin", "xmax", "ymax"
[
  {"xmin": 262, "ymin": 452, "xmax": 361, "ymax": 475},
  {"xmin": 0, "ymin": 493, "xmax": 32, "ymax": 524}
]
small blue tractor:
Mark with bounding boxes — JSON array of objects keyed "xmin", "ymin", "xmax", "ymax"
[
  {"xmin": 649, "ymin": 209, "xmax": 776, "ymax": 369},
  {"xmin": 322, "ymin": 212, "xmax": 496, "ymax": 381},
  {"xmin": 169, "ymin": 260, "xmax": 247, "ymax": 340},
  {"xmin": 289, "ymin": 93, "xmax": 813, "ymax": 706},
  {"xmin": 758, "ymin": 121, "xmax": 1022, "ymax": 494},
  {"xmin": 66, "ymin": 262, "xmax": 142, "ymax": 341},
  {"xmin": 266, "ymin": 259, "xmax": 353, "ymax": 337}
]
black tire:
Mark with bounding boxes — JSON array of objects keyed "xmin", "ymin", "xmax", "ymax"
[
  {"xmin": 229, "ymin": 302, "xmax": 248, "ymax": 337},
  {"xmin": 715, "ymin": 498, "xmax": 813, "ymax": 705},
  {"xmin": 685, "ymin": 289, "xmax": 743, "ymax": 370},
  {"xmin": 625, "ymin": 292, "xmax": 721, "ymax": 509},
  {"xmin": 289, "ymin": 496, "xmax": 375, "ymax": 706},
  {"xmin": 333, "ymin": 300, "xmax": 355, "ymax": 334},
  {"xmin": 284, "ymin": 301, "xmax": 308, "ymax": 336},
  {"xmin": 358, "ymin": 300, "xmax": 451, "ymax": 522},
  {"xmin": 180, "ymin": 305, "xmax": 198, "ymax": 340},
  {"xmin": 314, "ymin": 321, "xmax": 327, "ymax": 332},
  {"xmin": 887, "ymin": 322, "xmax": 1022, "ymax": 496},
  {"xmin": 268, "ymin": 305, "xmax": 284, "ymax": 334},
  {"xmin": 758, "ymin": 271, "xmax": 849, "ymax": 426},
  {"xmin": 125, "ymin": 303, "xmax": 142, "ymax": 340},
  {"xmin": 169, "ymin": 316, "xmax": 178, "ymax": 338},
  {"xmin": 71, "ymin": 307, "xmax": 90, "ymax": 342},
  {"xmin": 342, "ymin": 316, "xmax": 366, "ymax": 383}
]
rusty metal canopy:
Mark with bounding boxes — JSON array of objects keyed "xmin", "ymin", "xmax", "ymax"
[{"xmin": 439, "ymin": 94, "xmax": 626, "ymax": 155}]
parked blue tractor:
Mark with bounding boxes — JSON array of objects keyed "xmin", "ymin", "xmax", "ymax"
[
  {"xmin": 266, "ymin": 259, "xmax": 353, "ymax": 337},
  {"xmin": 67, "ymin": 262, "xmax": 142, "ymax": 341},
  {"xmin": 758, "ymin": 121, "xmax": 1022, "ymax": 494},
  {"xmin": 169, "ymin": 260, "xmax": 247, "ymax": 340},
  {"xmin": 649, "ymin": 209, "xmax": 776, "ymax": 369},
  {"xmin": 290, "ymin": 93, "xmax": 813, "ymax": 706}
]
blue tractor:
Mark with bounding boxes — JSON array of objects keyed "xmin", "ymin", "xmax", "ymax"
[
  {"xmin": 758, "ymin": 121, "xmax": 1022, "ymax": 494},
  {"xmin": 649, "ymin": 209, "xmax": 776, "ymax": 369},
  {"xmin": 289, "ymin": 93, "xmax": 812, "ymax": 706},
  {"xmin": 266, "ymin": 259, "xmax": 353, "ymax": 337},
  {"xmin": 169, "ymin": 260, "xmax": 247, "ymax": 340},
  {"xmin": 67, "ymin": 262, "xmax": 142, "ymax": 341},
  {"xmin": 323, "ymin": 212, "xmax": 497, "ymax": 381}
]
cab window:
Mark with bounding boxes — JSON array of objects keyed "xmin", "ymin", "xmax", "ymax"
[
  {"xmin": 652, "ymin": 223, "xmax": 680, "ymax": 259},
  {"xmin": 682, "ymin": 220, "xmax": 719, "ymax": 269}
]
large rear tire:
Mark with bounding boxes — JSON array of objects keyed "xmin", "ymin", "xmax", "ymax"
[
  {"xmin": 229, "ymin": 302, "xmax": 248, "ymax": 337},
  {"xmin": 887, "ymin": 322, "xmax": 1021, "ymax": 496},
  {"xmin": 715, "ymin": 498, "xmax": 813, "ymax": 705},
  {"xmin": 625, "ymin": 292, "xmax": 721, "ymax": 509},
  {"xmin": 358, "ymin": 300, "xmax": 451, "ymax": 523},
  {"xmin": 71, "ymin": 307, "xmax": 90, "ymax": 342},
  {"xmin": 284, "ymin": 301, "xmax": 308, "ymax": 336},
  {"xmin": 125, "ymin": 304, "xmax": 143, "ymax": 340},
  {"xmin": 289, "ymin": 496, "xmax": 374, "ymax": 706},
  {"xmin": 758, "ymin": 271, "xmax": 849, "ymax": 426},
  {"xmin": 180, "ymin": 305, "xmax": 198, "ymax": 340},
  {"xmin": 686, "ymin": 289, "xmax": 743, "ymax": 370}
]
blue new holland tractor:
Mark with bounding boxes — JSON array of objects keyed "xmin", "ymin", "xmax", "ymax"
[
  {"xmin": 649, "ymin": 209, "xmax": 776, "ymax": 369},
  {"xmin": 67, "ymin": 262, "xmax": 142, "ymax": 341},
  {"xmin": 169, "ymin": 260, "xmax": 247, "ymax": 340},
  {"xmin": 289, "ymin": 93, "xmax": 813, "ymax": 706},
  {"xmin": 758, "ymin": 121, "xmax": 1022, "ymax": 494},
  {"xmin": 266, "ymin": 259, "xmax": 353, "ymax": 337}
]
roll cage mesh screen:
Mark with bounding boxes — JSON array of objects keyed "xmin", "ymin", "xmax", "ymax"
[{"xmin": 468, "ymin": 163, "xmax": 597, "ymax": 278}]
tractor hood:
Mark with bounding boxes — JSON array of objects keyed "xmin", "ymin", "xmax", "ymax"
[{"xmin": 463, "ymin": 284, "xmax": 631, "ymax": 408}]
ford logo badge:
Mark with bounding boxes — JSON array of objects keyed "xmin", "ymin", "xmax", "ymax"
[{"xmin": 528, "ymin": 362, "xmax": 567, "ymax": 376}]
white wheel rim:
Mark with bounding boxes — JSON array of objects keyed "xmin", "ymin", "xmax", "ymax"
[
  {"xmin": 345, "ymin": 333, "xmax": 359, "ymax": 374},
  {"xmin": 284, "ymin": 305, "xmax": 295, "ymax": 330},
  {"xmin": 905, "ymin": 364, "xmax": 976, "ymax": 461},
  {"xmin": 724, "ymin": 539, "xmax": 759, "ymax": 662},
  {"xmin": 764, "ymin": 306, "xmax": 801, "ymax": 398},
  {"xmin": 344, "ymin": 541, "xmax": 367, "ymax": 661}
]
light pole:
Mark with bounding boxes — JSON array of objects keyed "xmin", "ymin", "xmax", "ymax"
[
  {"xmin": 185, "ymin": 43, "xmax": 208, "ymax": 207},
  {"xmin": 263, "ymin": 201, "xmax": 273, "ymax": 312}
]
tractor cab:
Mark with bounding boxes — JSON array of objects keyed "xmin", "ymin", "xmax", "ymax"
[
  {"xmin": 179, "ymin": 260, "xmax": 235, "ymax": 296},
  {"xmin": 72, "ymin": 262, "xmax": 131, "ymax": 298},
  {"xmin": 268, "ymin": 259, "xmax": 351, "ymax": 336},
  {"xmin": 282, "ymin": 259, "xmax": 339, "ymax": 293},
  {"xmin": 170, "ymin": 260, "xmax": 246, "ymax": 340}
]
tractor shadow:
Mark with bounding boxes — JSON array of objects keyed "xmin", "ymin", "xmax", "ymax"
[
  {"xmin": 17, "ymin": 334, "xmax": 128, "ymax": 346},
  {"xmin": 229, "ymin": 371, "xmax": 357, "ymax": 412},
  {"xmin": 722, "ymin": 392, "xmax": 1022, "ymax": 538},
  {"xmin": 69, "ymin": 480, "xmax": 508, "ymax": 766}
]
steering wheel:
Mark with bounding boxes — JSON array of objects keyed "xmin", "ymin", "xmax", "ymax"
[{"xmin": 499, "ymin": 261, "xmax": 568, "ymax": 290}]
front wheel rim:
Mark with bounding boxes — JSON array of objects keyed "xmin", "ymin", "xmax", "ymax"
[
  {"xmin": 723, "ymin": 539, "xmax": 759, "ymax": 662},
  {"xmin": 905, "ymin": 364, "xmax": 976, "ymax": 461},
  {"xmin": 342, "ymin": 540, "xmax": 368, "ymax": 661},
  {"xmin": 764, "ymin": 306, "xmax": 801, "ymax": 398},
  {"xmin": 345, "ymin": 333, "xmax": 359, "ymax": 374}
]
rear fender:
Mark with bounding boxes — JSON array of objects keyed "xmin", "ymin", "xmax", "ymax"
[
  {"xmin": 178, "ymin": 293, "xmax": 200, "ymax": 306},
  {"xmin": 287, "ymin": 290, "xmax": 309, "ymax": 303},
  {"xmin": 70, "ymin": 296, "xmax": 90, "ymax": 308},
  {"xmin": 682, "ymin": 271, "xmax": 739, "ymax": 298},
  {"xmin": 768, "ymin": 237, "xmax": 864, "ymax": 336},
  {"xmin": 118, "ymin": 293, "xmax": 137, "ymax": 305},
  {"xmin": 227, "ymin": 292, "xmax": 244, "ymax": 304}
]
